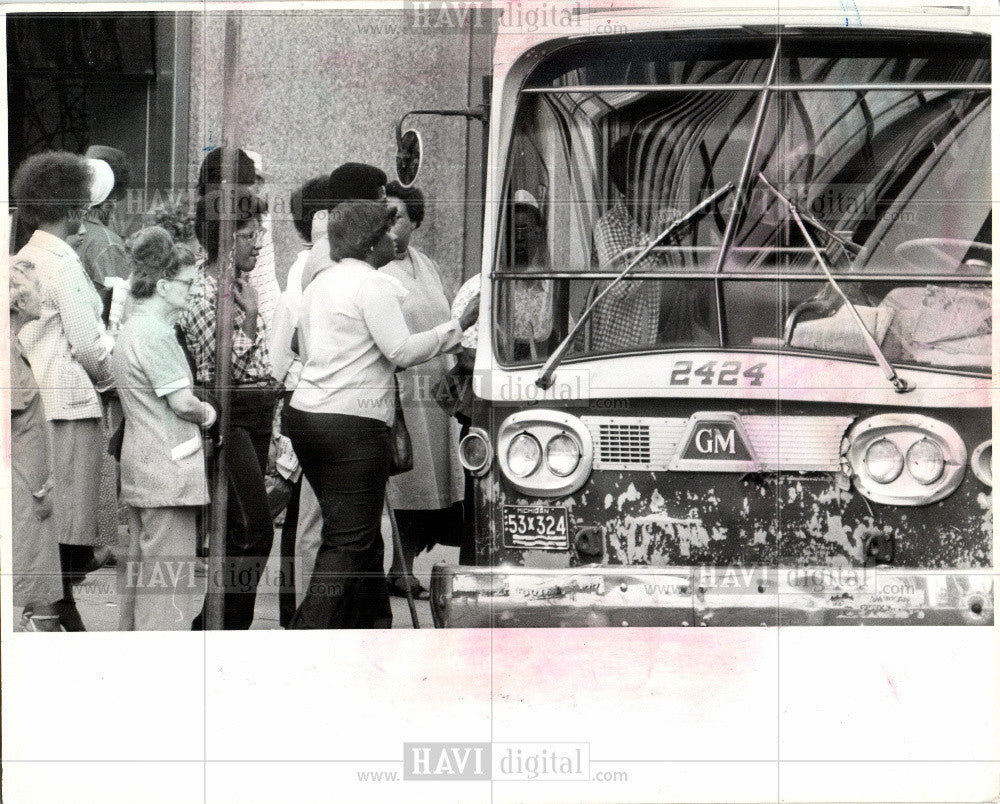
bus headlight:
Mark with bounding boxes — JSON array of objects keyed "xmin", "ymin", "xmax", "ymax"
[
  {"xmin": 546, "ymin": 433, "xmax": 581, "ymax": 477},
  {"xmin": 497, "ymin": 410, "xmax": 594, "ymax": 497},
  {"xmin": 864, "ymin": 438, "xmax": 903, "ymax": 484},
  {"xmin": 906, "ymin": 438, "xmax": 944, "ymax": 485},
  {"xmin": 459, "ymin": 428, "xmax": 492, "ymax": 476},
  {"xmin": 507, "ymin": 433, "xmax": 542, "ymax": 477},
  {"xmin": 970, "ymin": 441, "xmax": 991, "ymax": 486},
  {"xmin": 845, "ymin": 414, "xmax": 967, "ymax": 505}
]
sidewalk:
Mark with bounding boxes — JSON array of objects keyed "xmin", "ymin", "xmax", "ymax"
[{"xmin": 72, "ymin": 524, "xmax": 454, "ymax": 631}]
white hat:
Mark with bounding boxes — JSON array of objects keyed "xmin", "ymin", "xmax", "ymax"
[
  {"xmin": 86, "ymin": 158, "xmax": 115, "ymax": 207},
  {"xmin": 513, "ymin": 189, "xmax": 540, "ymax": 210}
]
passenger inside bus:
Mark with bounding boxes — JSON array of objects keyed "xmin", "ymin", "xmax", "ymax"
[
  {"xmin": 588, "ymin": 136, "xmax": 715, "ymax": 352},
  {"xmin": 499, "ymin": 189, "xmax": 555, "ymax": 361}
]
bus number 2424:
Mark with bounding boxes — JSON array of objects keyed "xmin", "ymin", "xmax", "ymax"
[{"xmin": 669, "ymin": 361, "xmax": 766, "ymax": 387}]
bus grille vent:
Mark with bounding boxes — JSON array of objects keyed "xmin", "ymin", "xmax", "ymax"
[{"xmin": 598, "ymin": 423, "xmax": 651, "ymax": 465}]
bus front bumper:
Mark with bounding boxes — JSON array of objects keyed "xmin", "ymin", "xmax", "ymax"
[{"xmin": 429, "ymin": 564, "xmax": 993, "ymax": 628}]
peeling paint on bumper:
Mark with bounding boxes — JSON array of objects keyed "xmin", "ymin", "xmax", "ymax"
[{"xmin": 429, "ymin": 565, "xmax": 994, "ymax": 628}]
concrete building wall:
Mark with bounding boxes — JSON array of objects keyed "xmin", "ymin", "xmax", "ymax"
[{"xmin": 186, "ymin": 9, "xmax": 486, "ymax": 296}]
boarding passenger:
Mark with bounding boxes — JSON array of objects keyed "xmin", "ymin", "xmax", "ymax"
[
  {"xmin": 282, "ymin": 201, "xmax": 478, "ymax": 628},
  {"xmin": 382, "ymin": 182, "xmax": 466, "ymax": 599}
]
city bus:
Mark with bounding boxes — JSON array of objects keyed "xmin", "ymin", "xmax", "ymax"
[{"xmin": 400, "ymin": 1, "xmax": 994, "ymax": 626}]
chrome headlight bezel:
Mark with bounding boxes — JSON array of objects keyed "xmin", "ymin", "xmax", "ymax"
[
  {"xmin": 845, "ymin": 414, "xmax": 967, "ymax": 505},
  {"xmin": 970, "ymin": 440, "xmax": 992, "ymax": 487},
  {"xmin": 458, "ymin": 427, "xmax": 493, "ymax": 476},
  {"xmin": 496, "ymin": 410, "xmax": 594, "ymax": 496}
]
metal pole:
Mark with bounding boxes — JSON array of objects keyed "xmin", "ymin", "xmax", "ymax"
[
  {"xmin": 386, "ymin": 502, "xmax": 420, "ymax": 628},
  {"xmin": 205, "ymin": 12, "xmax": 242, "ymax": 631}
]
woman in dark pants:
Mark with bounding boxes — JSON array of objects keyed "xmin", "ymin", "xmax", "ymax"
[
  {"xmin": 178, "ymin": 188, "xmax": 279, "ymax": 630},
  {"xmin": 283, "ymin": 201, "xmax": 477, "ymax": 629}
]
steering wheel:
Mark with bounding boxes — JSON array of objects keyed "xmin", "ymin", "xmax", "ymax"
[{"xmin": 894, "ymin": 238, "xmax": 992, "ymax": 272}]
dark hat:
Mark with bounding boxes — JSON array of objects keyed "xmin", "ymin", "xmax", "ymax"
[
  {"xmin": 85, "ymin": 145, "xmax": 132, "ymax": 199},
  {"xmin": 197, "ymin": 147, "xmax": 257, "ymax": 194},
  {"xmin": 327, "ymin": 163, "xmax": 387, "ymax": 207}
]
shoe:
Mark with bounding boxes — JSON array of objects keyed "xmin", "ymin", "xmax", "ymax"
[
  {"xmin": 55, "ymin": 600, "xmax": 87, "ymax": 632},
  {"xmin": 387, "ymin": 575, "xmax": 429, "ymax": 600},
  {"xmin": 21, "ymin": 614, "xmax": 64, "ymax": 632}
]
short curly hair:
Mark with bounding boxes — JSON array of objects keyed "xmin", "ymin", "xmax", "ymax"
[
  {"xmin": 327, "ymin": 200, "xmax": 394, "ymax": 262},
  {"xmin": 127, "ymin": 227, "xmax": 196, "ymax": 299},
  {"xmin": 195, "ymin": 188, "xmax": 268, "ymax": 262},
  {"xmin": 385, "ymin": 181, "xmax": 425, "ymax": 229},
  {"xmin": 12, "ymin": 151, "xmax": 92, "ymax": 227}
]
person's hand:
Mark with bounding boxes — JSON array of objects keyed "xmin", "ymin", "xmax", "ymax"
[
  {"xmin": 232, "ymin": 277, "xmax": 259, "ymax": 318},
  {"xmin": 32, "ymin": 493, "xmax": 53, "ymax": 522},
  {"xmin": 457, "ymin": 293, "xmax": 480, "ymax": 331},
  {"xmin": 457, "ymin": 346, "xmax": 476, "ymax": 371},
  {"xmin": 201, "ymin": 403, "xmax": 218, "ymax": 429}
]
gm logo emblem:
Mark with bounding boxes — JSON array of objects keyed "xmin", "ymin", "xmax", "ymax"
[{"xmin": 670, "ymin": 412, "xmax": 759, "ymax": 472}]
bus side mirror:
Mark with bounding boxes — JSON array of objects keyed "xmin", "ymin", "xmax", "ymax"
[{"xmin": 395, "ymin": 128, "xmax": 422, "ymax": 188}]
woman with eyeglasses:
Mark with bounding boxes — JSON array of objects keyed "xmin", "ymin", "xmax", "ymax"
[
  {"xmin": 13, "ymin": 151, "xmax": 116, "ymax": 631},
  {"xmin": 282, "ymin": 200, "xmax": 478, "ymax": 629},
  {"xmin": 179, "ymin": 187, "xmax": 279, "ymax": 630},
  {"xmin": 177, "ymin": 187, "xmax": 279, "ymax": 630},
  {"xmin": 112, "ymin": 228, "xmax": 216, "ymax": 630}
]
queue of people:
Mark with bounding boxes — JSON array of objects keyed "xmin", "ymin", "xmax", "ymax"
[{"xmin": 9, "ymin": 146, "xmax": 479, "ymax": 631}]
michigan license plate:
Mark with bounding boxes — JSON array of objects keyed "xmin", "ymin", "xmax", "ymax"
[{"xmin": 502, "ymin": 506, "xmax": 570, "ymax": 550}]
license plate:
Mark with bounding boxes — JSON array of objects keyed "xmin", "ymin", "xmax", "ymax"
[{"xmin": 502, "ymin": 506, "xmax": 570, "ymax": 550}]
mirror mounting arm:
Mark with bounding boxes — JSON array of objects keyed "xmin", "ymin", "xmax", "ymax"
[{"xmin": 394, "ymin": 106, "xmax": 489, "ymax": 149}]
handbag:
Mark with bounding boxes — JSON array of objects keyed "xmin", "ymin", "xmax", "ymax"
[{"xmin": 388, "ymin": 376, "xmax": 413, "ymax": 476}]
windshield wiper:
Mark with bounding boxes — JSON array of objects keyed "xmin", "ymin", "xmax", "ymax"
[
  {"xmin": 757, "ymin": 172, "xmax": 912, "ymax": 393},
  {"xmin": 535, "ymin": 182, "xmax": 734, "ymax": 390}
]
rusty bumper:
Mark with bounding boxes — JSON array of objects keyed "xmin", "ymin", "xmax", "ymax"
[{"xmin": 429, "ymin": 564, "xmax": 994, "ymax": 627}]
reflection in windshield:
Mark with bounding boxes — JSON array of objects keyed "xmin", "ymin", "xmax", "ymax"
[{"xmin": 495, "ymin": 33, "xmax": 991, "ymax": 372}]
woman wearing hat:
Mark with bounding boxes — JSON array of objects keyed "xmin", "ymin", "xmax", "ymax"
[
  {"xmin": 13, "ymin": 151, "xmax": 116, "ymax": 631},
  {"xmin": 84, "ymin": 144, "xmax": 137, "ymax": 239},
  {"xmin": 76, "ymin": 156, "xmax": 129, "ymax": 292},
  {"xmin": 282, "ymin": 200, "xmax": 478, "ymax": 629}
]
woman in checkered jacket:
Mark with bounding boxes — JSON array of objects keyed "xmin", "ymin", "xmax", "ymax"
[{"xmin": 13, "ymin": 151, "xmax": 116, "ymax": 632}]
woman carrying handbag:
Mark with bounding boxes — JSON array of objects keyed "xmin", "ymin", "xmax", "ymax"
[{"xmin": 282, "ymin": 200, "xmax": 477, "ymax": 629}]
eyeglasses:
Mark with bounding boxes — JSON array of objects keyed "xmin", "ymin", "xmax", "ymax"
[
  {"xmin": 165, "ymin": 277, "xmax": 196, "ymax": 290},
  {"xmin": 235, "ymin": 228, "xmax": 266, "ymax": 245}
]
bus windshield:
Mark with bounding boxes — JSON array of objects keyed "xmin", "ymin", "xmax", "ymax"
[{"xmin": 494, "ymin": 31, "xmax": 991, "ymax": 373}]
